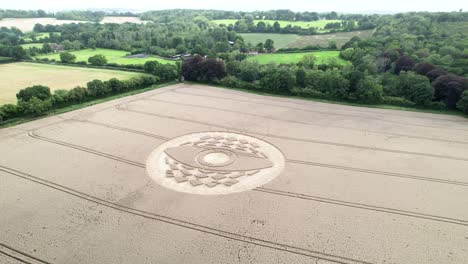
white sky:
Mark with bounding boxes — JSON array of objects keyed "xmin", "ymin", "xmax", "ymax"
[{"xmin": 1, "ymin": 0, "xmax": 467, "ymax": 13}]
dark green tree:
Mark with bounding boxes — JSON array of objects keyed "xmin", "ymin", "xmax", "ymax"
[
  {"xmin": 296, "ymin": 67, "xmax": 306, "ymax": 87},
  {"xmin": 456, "ymin": 90, "xmax": 468, "ymax": 114},
  {"xmin": 397, "ymin": 71, "xmax": 433, "ymax": 105},
  {"xmin": 264, "ymin": 39, "xmax": 275, "ymax": 52},
  {"xmin": 60, "ymin": 52, "xmax": 76, "ymax": 63},
  {"xmin": 273, "ymin": 21, "xmax": 281, "ymax": 32},
  {"xmin": 16, "ymin": 85, "xmax": 51, "ymax": 102},
  {"xmin": 88, "ymin": 54, "xmax": 108, "ymax": 66},
  {"xmin": 260, "ymin": 66, "xmax": 296, "ymax": 94},
  {"xmin": 18, "ymin": 97, "xmax": 52, "ymax": 116},
  {"xmin": 355, "ymin": 77, "xmax": 383, "ymax": 103},
  {"xmin": 256, "ymin": 42, "xmax": 264, "ymax": 53},
  {"xmin": 87, "ymin": 79, "xmax": 110, "ymax": 97}
]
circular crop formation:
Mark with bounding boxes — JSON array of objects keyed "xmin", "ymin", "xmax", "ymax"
[{"xmin": 146, "ymin": 132, "xmax": 285, "ymax": 195}]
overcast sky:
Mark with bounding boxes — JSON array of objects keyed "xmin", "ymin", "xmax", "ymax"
[{"xmin": 2, "ymin": 0, "xmax": 467, "ymax": 13}]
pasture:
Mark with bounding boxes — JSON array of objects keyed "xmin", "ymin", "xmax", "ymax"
[
  {"xmin": 213, "ymin": 19, "xmax": 342, "ymax": 31},
  {"xmin": 0, "ymin": 62, "xmax": 142, "ymax": 105},
  {"xmin": 239, "ymin": 33, "xmax": 301, "ymax": 48},
  {"xmin": 20, "ymin": 43, "xmax": 45, "ymax": 49},
  {"xmin": 240, "ymin": 30, "xmax": 373, "ymax": 49},
  {"xmin": 1, "ymin": 83, "xmax": 467, "ymax": 264},
  {"xmin": 0, "ymin": 18, "xmax": 87, "ymax": 32},
  {"xmin": 246, "ymin": 51, "xmax": 346, "ymax": 65},
  {"xmin": 21, "ymin": 32, "xmax": 60, "ymax": 43},
  {"xmin": 35, "ymin": 48, "xmax": 176, "ymax": 65}
]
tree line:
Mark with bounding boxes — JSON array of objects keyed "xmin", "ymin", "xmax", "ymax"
[
  {"xmin": 181, "ymin": 50, "xmax": 468, "ymax": 114},
  {"xmin": 219, "ymin": 18, "xmax": 373, "ymax": 35},
  {"xmin": 0, "ymin": 75, "xmax": 159, "ymax": 123}
]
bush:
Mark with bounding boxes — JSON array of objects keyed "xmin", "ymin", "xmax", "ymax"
[
  {"xmin": 290, "ymin": 87, "xmax": 329, "ymax": 99},
  {"xmin": 397, "ymin": 71, "xmax": 433, "ymax": 106},
  {"xmin": 0, "ymin": 104, "xmax": 21, "ymax": 120},
  {"xmin": 432, "ymin": 74, "xmax": 468, "ymax": 108},
  {"xmin": 457, "ymin": 91, "xmax": 468, "ymax": 114},
  {"xmin": 106, "ymin": 78, "xmax": 125, "ymax": 93},
  {"xmin": 182, "ymin": 56, "xmax": 226, "ymax": 82},
  {"xmin": 236, "ymin": 81, "xmax": 260, "ymax": 90},
  {"xmin": 60, "ymin": 52, "xmax": 76, "ymax": 63},
  {"xmin": 67, "ymin": 87, "xmax": 89, "ymax": 103},
  {"xmin": 429, "ymin": 101, "xmax": 446, "ymax": 110},
  {"xmin": 259, "ymin": 65, "xmax": 296, "ymax": 94},
  {"xmin": 87, "ymin": 79, "xmax": 110, "ymax": 97},
  {"xmin": 220, "ymin": 76, "xmax": 240, "ymax": 88},
  {"xmin": 16, "ymin": 85, "xmax": 51, "ymax": 102},
  {"xmin": 382, "ymin": 96, "xmax": 416, "ymax": 107},
  {"xmin": 304, "ymin": 69, "xmax": 349, "ymax": 99},
  {"xmin": 88, "ymin": 54, "xmax": 108, "ymax": 66},
  {"xmin": 144, "ymin": 61, "xmax": 178, "ymax": 81},
  {"xmin": 355, "ymin": 77, "xmax": 383, "ymax": 103},
  {"xmin": 52, "ymin": 89, "xmax": 70, "ymax": 107},
  {"xmin": 18, "ymin": 97, "xmax": 52, "ymax": 116},
  {"xmin": 238, "ymin": 60, "xmax": 260, "ymax": 82}
]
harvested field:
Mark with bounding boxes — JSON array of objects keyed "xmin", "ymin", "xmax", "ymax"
[
  {"xmin": 0, "ymin": 62, "xmax": 143, "ymax": 104},
  {"xmin": 0, "ymin": 18, "xmax": 87, "ymax": 32},
  {"xmin": 1, "ymin": 83, "xmax": 468, "ymax": 263},
  {"xmin": 287, "ymin": 30, "xmax": 374, "ymax": 48}
]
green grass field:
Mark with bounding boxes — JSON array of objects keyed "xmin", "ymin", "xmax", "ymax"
[
  {"xmin": 239, "ymin": 33, "xmax": 301, "ymax": 48},
  {"xmin": 246, "ymin": 51, "xmax": 347, "ymax": 65},
  {"xmin": 213, "ymin": 19, "xmax": 342, "ymax": 31},
  {"xmin": 20, "ymin": 43, "xmax": 45, "ymax": 49},
  {"xmin": 0, "ymin": 62, "xmax": 144, "ymax": 105},
  {"xmin": 21, "ymin": 32, "xmax": 60, "ymax": 42},
  {"xmin": 35, "ymin": 48, "xmax": 176, "ymax": 65},
  {"xmin": 239, "ymin": 30, "xmax": 373, "ymax": 49}
]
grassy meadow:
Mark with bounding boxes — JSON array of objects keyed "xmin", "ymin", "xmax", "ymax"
[
  {"xmin": 20, "ymin": 43, "xmax": 45, "ymax": 49},
  {"xmin": 0, "ymin": 62, "xmax": 144, "ymax": 105},
  {"xmin": 21, "ymin": 32, "xmax": 60, "ymax": 42},
  {"xmin": 246, "ymin": 51, "xmax": 347, "ymax": 65},
  {"xmin": 239, "ymin": 33, "xmax": 301, "ymax": 48},
  {"xmin": 35, "ymin": 48, "xmax": 176, "ymax": 65}
]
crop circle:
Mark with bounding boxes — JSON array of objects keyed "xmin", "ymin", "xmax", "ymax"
[{"xmin": 146, "ymin": 132, "xmax": 285, "ymax": 195}]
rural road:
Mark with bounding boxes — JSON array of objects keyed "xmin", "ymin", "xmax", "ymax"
[{"xmin": 1, "ymin": 83, "xmax": 468, "ymax": 264}]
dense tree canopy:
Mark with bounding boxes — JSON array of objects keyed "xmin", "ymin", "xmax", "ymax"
[{"xmin": 1, "ymin": 9, "xmax": 468, "ymax": 118}]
